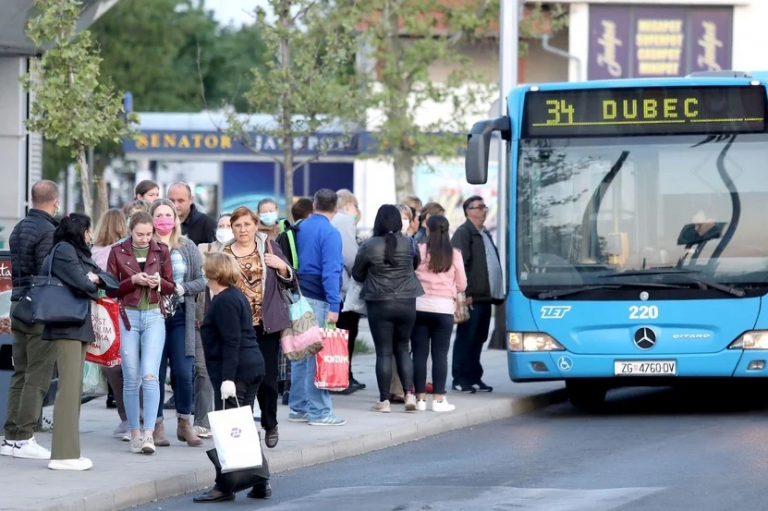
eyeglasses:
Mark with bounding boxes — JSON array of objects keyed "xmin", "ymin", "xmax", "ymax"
[{"xmin": 468, "ymin": 205, "xmax": 488, "ymax": 211}]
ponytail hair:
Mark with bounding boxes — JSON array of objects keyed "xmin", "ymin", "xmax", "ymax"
[
  {"xmin": 425, "ymin": 215, "xmax": 452, "ymax": 273},
  {"xmin": 372, "ymin": 204, "xmax": 402, "ymax": 266}
]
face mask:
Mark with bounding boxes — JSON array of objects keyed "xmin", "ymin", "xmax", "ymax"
[
  {"xmin": 352, "ymin": 215, "xmax": 358, "ymax": 224},
  {"xmin": 216, "ymin": 228, "xmax": 234, "ymax": 245},
  {"xmin": 154, "ymin": 217, "xmax": 175, "ymax": 236},
  {"xmin": 260, "ymin": 212, "xmax": 278, "ymax": 226},
  {"xmin": 401, "ymin": 219, "xmax": 409, "ymax": 233},
  {"xmin": 54, "ymin": 202, "xmax": 60, "ymax": 217}
]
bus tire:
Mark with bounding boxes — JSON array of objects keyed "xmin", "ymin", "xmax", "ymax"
[{"xmin": 566, "ymin": 380, "xmax": 607, "ymax": 411}]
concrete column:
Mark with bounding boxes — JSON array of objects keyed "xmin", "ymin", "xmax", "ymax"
[
  {"xmin": 0, "ymin": 57, "xmax": 29, "ymax": 247},
  {"xmin": 568, "ymin": 3, "xmax": 589, "ymax": 83}
]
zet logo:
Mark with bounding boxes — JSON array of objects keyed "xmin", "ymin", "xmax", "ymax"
[{"xmin": 540, "ymin": 306, "xmax": 572, "ymax": 319}]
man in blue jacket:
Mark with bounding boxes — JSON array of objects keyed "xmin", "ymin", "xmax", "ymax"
[{"xmin": 288, "ymin": 189, "xmax": 346, "ymax": 426}]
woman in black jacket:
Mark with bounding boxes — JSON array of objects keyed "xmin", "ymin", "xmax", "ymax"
[
  {"xmin": 352, "ymin": 205, "xmax": 424, "ymax": 413},
  {"xmin": 43, "ymin": 213, "xmax": 118, "ymax": 471},
  {"xmin": 194, "ymin": 252, "xmax": 271, "ymax": 503}
]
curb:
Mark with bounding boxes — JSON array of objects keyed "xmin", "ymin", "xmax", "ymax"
[{"xmin": 41, "ymin": 388, "xmax": 567, "ymax": 511}]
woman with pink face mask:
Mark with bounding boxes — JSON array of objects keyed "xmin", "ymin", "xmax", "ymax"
[{"xmin": 149, "ymin": 199, "xmax": 207, "ymax": 448}]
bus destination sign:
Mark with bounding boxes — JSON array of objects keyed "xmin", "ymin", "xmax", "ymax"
[{"xmin": 523, "ymin": 86, "xmax": 766, "ymax": 138}]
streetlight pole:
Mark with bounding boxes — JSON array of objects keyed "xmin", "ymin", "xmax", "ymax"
[{"xmin": 491, "ymin": 0, "xmax": 519, "ymax": 349}]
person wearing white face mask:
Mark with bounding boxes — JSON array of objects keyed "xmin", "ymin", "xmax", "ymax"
[
  {"xmin": 192, "ymin": 213, "xmax": 233, "ymax": 439},
  {"xmin": 257, "ymin": 198, "xmax": 281, "ymax": 241}
]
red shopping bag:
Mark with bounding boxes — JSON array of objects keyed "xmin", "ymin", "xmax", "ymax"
[
  {"xmin": 314, "ymin": 327, "xmax": 349, "ymax": 390},
  {"xmin": 87, "ymin": 297, "xmax": 121, "ymax": 367}
]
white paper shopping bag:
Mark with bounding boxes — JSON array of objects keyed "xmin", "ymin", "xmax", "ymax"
[{"xmin": 208, "ymin": 404, "xmax": 263, "ymax": 473}]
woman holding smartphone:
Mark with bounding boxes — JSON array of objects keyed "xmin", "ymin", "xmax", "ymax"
[
  {"xmin": 150, "ymin": 199, "xmax": 206, "ymax": 448},
  {"xmin": 107, "ymin": 211, "xmax": 174, "ymax": 455}
]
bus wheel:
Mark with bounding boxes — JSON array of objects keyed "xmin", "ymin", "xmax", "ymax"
[{"xmin": 566, "ymin": 380, "xmax": 607, "ymax": 411}]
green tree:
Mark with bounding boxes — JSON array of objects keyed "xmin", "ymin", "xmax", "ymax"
[
  {"xmin": 41, "ymin": 0, "xmax": 269, "ymax": 215},
  {"xmin": 224, "ymin": 0, "xmax": 363, "ymax": 220},
  {"xmin": 358, "ymin": 0, "xmax": 566, "ymax": 200},
  {"xmin": 23, "ymin": 0, "xmax": 138, "ymax": 217}
]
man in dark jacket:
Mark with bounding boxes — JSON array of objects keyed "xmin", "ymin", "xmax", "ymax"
[
  {"xmin": 2, "ymin": 180, "xmax": 59, "ymax": 460},
  {"xmin": 169, "ymin": 182, "xmax": 216, "ymax": 245},
  {"xmin": 451, "ymin": 195, "xmax": 504, "ymax": 394}
]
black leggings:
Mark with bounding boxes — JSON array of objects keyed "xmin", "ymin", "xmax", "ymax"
[
  {"xmin": 366, "ymin": 300, "xmax": 416, "ymax": 402},
  {"xmin": 411, "ymin": 311, "xmax": 454, "ymax": 395}
]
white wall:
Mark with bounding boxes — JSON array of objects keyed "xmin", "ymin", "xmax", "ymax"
[
  {"xmin": 733, "ymin": 1, "xmax": 768, "ymax": 71},
  {"xmin": 0, "ymin": 57, "xmax": 28, "ymax": 247}
]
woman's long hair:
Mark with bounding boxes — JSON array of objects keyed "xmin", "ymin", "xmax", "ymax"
[
  {"xmin": 424, "ymin": 215, "xmax": 453, "ymax": 273},
  {"xmin": 372, "ymin": 204, "xmax": 402, "ymax": 266},
  {"xmin": 94, "ymin": 208, "xmax": 127, "ymax": 247},
  {"xmin": 55, "ymin": 213, "xmax": 92, "ymax": 257},
  {"xmin": 150, "ymin": 198, "xmax": 183, "ymax": 249}
]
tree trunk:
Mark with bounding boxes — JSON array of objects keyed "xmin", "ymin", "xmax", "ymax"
[
  {"xmin": 278, "ymin": 0, "xmax": 294, "ymax": 222},
  {"xmin": 94, "ymin": 154, "xmax": 109, "ymax": 220},
  {"xmin": 393, "ymin": 148, "xmax": 415, "ymax": 202},
  {"xmin": 76, "ymin": 147, "xmax": 93, "ymax": 217}
]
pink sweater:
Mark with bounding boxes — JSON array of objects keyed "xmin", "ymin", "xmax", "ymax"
[{"xmin": 415, "ymin": 245, "xmax": 467, "ymax": 313}]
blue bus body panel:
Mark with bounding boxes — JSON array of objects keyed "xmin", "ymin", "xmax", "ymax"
[
  {"xmin": 504, "ymin": 74, "xmax": 768, "ymax": 383},
  {"xmin": 507, "ymin": 294, "xmax": 766, "ymax": 381}
]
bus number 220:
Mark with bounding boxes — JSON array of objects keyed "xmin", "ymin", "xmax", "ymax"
[{"xmin": 629, "ymin": 305, "xmax": 658, "ymax": 320}]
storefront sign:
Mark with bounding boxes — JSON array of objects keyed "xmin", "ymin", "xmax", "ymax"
[
  {"xmin": 123, "ymin": 130, "xmax": 364, "ymax": 156},
  {"xmin": 589, "ymin": 6, "xmax": 732, "ymax": 80}
]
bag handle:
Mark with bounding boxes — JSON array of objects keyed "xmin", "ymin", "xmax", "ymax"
[
  {"xmin": 45, "ymin": 243, "xmax": 63, "ymax": 282},
  {"xmin": 221, "ymin": 395, "xmax": 241, "ymax": 409}
]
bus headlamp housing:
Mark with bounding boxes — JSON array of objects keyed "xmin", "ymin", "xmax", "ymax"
[
  {"xmin": 729, "ymin": 331, "xmax": 768, "ymax": 350},
  {"xmin": 508, "ymin": 332, "xmax": 565, "ymax": 352}
]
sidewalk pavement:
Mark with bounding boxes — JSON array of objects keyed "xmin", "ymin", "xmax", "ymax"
[{"xmin": 0, "ymin": 341, "xmax": 565, "ymax": 511}]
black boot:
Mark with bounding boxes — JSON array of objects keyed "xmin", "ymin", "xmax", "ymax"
[
  {"xmin": 247, "ymin": 482, "xmax": 272, "ymax": 499},
  {"xmin": 193, "ymin": 487, "xmax": 235, "ymax": 503}
]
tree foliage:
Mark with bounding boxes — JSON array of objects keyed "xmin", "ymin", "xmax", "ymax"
[
  {"xmin": 357, "ymin": 0, "xmax": 567, "ymax": 200},
  {"xmin": 23, "ymin": 0, "xmax": 138, "ymax": 217},
  {"xmin": 224, "ymin": 0, "xmax": 364, "ymax": 220},
  {"xmin": 41, "ymin": 0, "xmax": 268, "ymax": 215}
]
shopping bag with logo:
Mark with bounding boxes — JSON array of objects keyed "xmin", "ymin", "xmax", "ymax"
[
  {"xmin": 279, "ymin": 281, "xmax": 324, "ymax": 362},
  {"xmin": 86, "ymin": 297, "xmax": 121, "ymax": 367},
  {"xmin": 208, "ymin": 399, "xmax": 263, "ymax": 473},
  {"xmin": 314, "ymin": 326, "xmax": 350, "ymax": 390}
]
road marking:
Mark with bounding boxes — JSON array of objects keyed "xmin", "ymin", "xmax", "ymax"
[{"xmin": 258, "ymin": 485, "xmax": 663, "ymax": 510}]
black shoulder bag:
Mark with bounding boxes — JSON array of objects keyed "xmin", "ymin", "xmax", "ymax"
[{"xmin": 12, "ymin": 243, "xmax": 89, "ymax": 326}]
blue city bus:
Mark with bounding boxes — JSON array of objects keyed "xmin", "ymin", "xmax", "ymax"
[{"xmin": 466, "ymin": 71, "xmax": 768, "ymax": 408}]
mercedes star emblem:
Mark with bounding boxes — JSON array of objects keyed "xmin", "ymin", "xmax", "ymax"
[{"xmin": 634, "ymin": 327, "xmax": 656, "ymax": 350}]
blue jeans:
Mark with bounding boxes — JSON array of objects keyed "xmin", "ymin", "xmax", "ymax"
[
  {"xmin": 289, "ymin": 297, "xmax": 333, "ymax": 420},
  {"xmin": 121, "ymin": 308, "xmax": 165, "ymax": 432},
  {"xmin": 157, "ymin": 308, "xmax": 194, "ymax": 419}
]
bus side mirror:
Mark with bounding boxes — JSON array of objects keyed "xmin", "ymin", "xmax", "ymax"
[{"xmin": 465, "ymin": 116, "xmax": 511, "ymax": 185}]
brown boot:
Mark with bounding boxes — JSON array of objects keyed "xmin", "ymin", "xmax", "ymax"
[
  {"xmin": 154, "ymin": 419, "xmax": 171, "ymax": 447},
  {"xmin": 177, "ymin": 417, "xmax": 203, "ymax": 446}
]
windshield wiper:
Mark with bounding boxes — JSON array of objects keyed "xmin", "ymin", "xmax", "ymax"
[
  {"xmin": 597, "ymin": 269, "xmax": 745, "ymax": 297},
  {"xmin": 537, "ymin": 282, "xmax": 684, "ymax": 300}
]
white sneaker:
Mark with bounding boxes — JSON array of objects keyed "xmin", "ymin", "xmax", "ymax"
[
  {"xmin": 416, "ymin": 400, "xmax": 427, "ymax": 411},
  {"xmin": 0, "ymin": 440, "xmax": 16, "ymax": 457},
  {"xmin": 404, "ymin": 394, "xmax": 417, "ymax": 412},
  {"xmin": 192, "ymin": 425, "xmax": 212, "ymax": 438},
  {"xmin": 129, "ymin": 436, "xmax": 144, "ymax": 454},
  {"xmin": 141, "ymin": 436, "xmax": 155, "ymax": 454},
  {"xmin": 48, "ymin": 457, "xmax": 92, "ymax": 471},
  {"xmin": 113, "ymin": 421, "xmax": 129, "ymax": 439},
  {"xmin": 13, "ymin": 437, "xmax": 51, "ymax": 459},
  {"xmin": 432, "ymin": 398, "xmax": 456, "ymax": 412}
]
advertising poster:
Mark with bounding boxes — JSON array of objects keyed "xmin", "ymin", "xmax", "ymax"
[
  {"xmin": 588, "ymin": 6, "xmax": 732, "ymax": 80},
  {"xmin": 415, "ymin": 162, "xmax": 499, "ymax": 243}
]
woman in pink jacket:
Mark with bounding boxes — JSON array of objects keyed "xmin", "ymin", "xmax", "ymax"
[{"xmin": 413, "ymin": 215, "xmax": 467, "ymax": 412}]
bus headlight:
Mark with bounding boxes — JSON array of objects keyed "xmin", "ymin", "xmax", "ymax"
[
  {"xmin": 729, "ymin": 331, "xmax": 768, "ymax": 350},
  {"xmin": 508, "ymin": 332, "xmax": 565, "ymax": 352}
]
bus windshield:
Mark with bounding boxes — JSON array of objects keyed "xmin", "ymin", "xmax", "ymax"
[{"xmin": 516, "ymin": 134, "xmax": 768, "ymax": 295}]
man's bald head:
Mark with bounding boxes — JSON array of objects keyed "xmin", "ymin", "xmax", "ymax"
[
  {"xmin": 168, "ymin": 182, "xmax": 194, "ymax": 221},
  {"xmin": 31, "ymin": 180, "xmax": 59, "ymax": 214}
]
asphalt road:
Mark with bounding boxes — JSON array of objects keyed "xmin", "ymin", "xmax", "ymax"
[{"xmin": 136, "ymin": 385, "xmax": 768, "ymax": 511}]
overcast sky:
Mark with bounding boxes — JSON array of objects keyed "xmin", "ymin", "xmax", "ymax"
[{"xmin": 206, "ymin": 0, "xmax": 268, "ymax": 26}]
